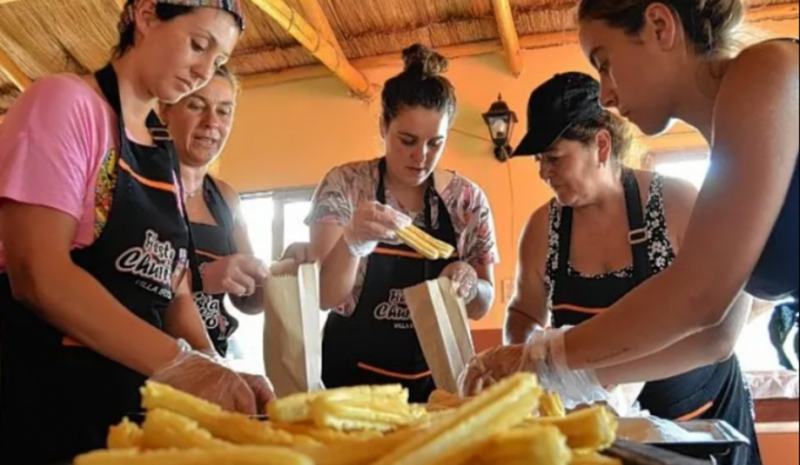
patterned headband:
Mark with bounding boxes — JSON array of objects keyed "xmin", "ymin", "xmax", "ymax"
[{"xmin": 118, "ymin": 0, "xmax": 245, "ymax": 34}]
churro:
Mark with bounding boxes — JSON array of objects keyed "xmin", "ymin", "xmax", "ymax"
[
  {"xmin": 74, "ymin": 447, "xmax": 313, "ymax": 465},
  {"xmin": 371, "ymin": 373, "xmax": 543, "ymax": 465},
  {"xmin": 525, "ymin": 405, "xmax": 618, "ymax": 452},
  {"xmin": 396, "ymin": 225, "xmax": 455, "ymax": 260}
]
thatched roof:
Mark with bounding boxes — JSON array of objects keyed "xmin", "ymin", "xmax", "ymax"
[{"xmin": 0, "ymin": 0, "xmax": 798, "ymax": 114}]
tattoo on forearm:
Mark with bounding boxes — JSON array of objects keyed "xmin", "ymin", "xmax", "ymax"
[{"xmin": 586, "ymin": 347, "xmax": 631, "ymax": 365}]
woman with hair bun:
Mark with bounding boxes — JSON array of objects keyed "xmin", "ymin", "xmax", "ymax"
[{"xmin": 306, "ymin": 44, "xmax": 500, "ymax": 402}]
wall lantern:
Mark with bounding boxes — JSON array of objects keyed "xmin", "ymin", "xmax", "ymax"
[{"xmin": 482, "ymin": 94, "xmax": 518, "ymax": 162}]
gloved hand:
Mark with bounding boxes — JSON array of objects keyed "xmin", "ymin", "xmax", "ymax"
[
  {"xmin": 459, "ymin": 327, "xmax": 609, "ymax": 411},
  {"xmin": 238, "ymin": 372, "xmax": 276, "ymax": 414},
  {"xmin": 200, "ymin": 254, "xmax": 270, "ymax": 297},
  {"xmin": 441, "ymin": 262, "xmax": 479, "ymax": 303},
  {"xmin": 522, "ymin": 327, "xmax": 609, "ymax": 410},
  {"xmin": 343, "ymin": 201, "xmax": 412, "ymax": 257},
  {"xmin": 150, "ymin": 349, "xmax": 262, "ymax": 415}
]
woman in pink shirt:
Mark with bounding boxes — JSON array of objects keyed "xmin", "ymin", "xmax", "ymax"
[{"xmin": 0, "ymin": 1, "xmax": 271, "ymax": 463}]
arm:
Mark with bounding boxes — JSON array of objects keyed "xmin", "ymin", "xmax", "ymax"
[
  {"xmin": 316, "ymin": 224, "xmax": 361, "ymax": 310},
  {"xmin": 215, "ymin": 179, "xmax": 264, "ymax": 315},
  {"xmin": 596, "ymin": 292, "xmax": 753, "ymax": 385},
  {"xmin": 562, "ymin": 43, "xmax": 800, "ymax": 370},
  {"xmin": 456, "ymin": 181, "xmax": 500, "ymax": 321},
  {"xmin": 504, "ymin": 207, "xmax": 550, "ymax": 345},
  {"xmin": 164, "ymin": 274, "xmax": 216, "ymax": 354},
  {"xmin": 1, "ymin": 203, "xmax": 181, "ymax": 376},
  {"xmin": 307, "ymin": 166, "xmax": 362, "ymax": 311}
]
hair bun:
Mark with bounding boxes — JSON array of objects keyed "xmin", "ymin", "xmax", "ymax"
[{"xmin": 402, "ymin": 44, "xmax": 449, "ymax": 77}]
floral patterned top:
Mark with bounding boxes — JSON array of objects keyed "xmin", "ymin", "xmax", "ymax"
[
  {"xmin": 544, "ymin": 173, "xmax": 677, "ymax": 308},
  {"xmin": 306, "ymin": 158, "xmax": 500, "ymax": 316}
]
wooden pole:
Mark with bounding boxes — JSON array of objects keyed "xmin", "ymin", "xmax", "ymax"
[
  {"xmin": 0, "ymin": 43, "xmax": 31, "ymax": 91},
  {"xmin": 296, "ymin": 0, "xmax": 344, "ymax": 58},
  {"xmin": 490, "ymin": 0, "xmax": 524, "ymax": 77},
  {"xmin": 248, "ymin": 0, "xmax": 375, "ymax": 99}
]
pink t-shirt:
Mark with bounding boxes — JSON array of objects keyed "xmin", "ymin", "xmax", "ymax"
[{"xmin": 0, "ymin": 74, "xmax": 121, "ymax": 271}]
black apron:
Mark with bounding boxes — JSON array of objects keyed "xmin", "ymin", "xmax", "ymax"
[
  {"xmin": 0, "ymin": 64, "xmax": 197, "ymax": 465},
  {"xmin": 321, "ymin": 159, "xmax": 459, "ymax": 403},
  {"xmin": 550, "ymin": 170, "xmax": 761, "ymax": 465},
  {"xmin": 190, "ymin": 176, "xmax": 239, "ymax": 357}
]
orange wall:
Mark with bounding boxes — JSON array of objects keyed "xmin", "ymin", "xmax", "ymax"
[{"xmin": 219, "ymin": 17, "xmax": 797, "ymax": 332}]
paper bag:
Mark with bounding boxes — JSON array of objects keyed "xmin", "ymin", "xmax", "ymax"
[
  {"xmin": 263, "ymin": 260, "xmax": 325, "ymax": 398},
  {"xmin": 404, "ymin": 277, "xmax": 475, "ymax": 394}
]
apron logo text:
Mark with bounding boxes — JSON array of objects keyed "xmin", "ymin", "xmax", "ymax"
[
  {"xmin": 194, "ymin": 292, "xmax": 227, "ymax": 335},
  {"xmin": 374, "ymin": 290, "xmax": 415, "ymax": 330},
  {"xmin": 116, "ymin": 230, "xmax": 184, "ymax": 296}
]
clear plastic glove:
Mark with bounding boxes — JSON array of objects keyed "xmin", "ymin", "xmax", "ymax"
[
  {"xmin": 343, "ymin": 201, "xmax": 412, "ymax": 257},
  {"xmin": 458, "ymin": 328, "xmax": 610, "ymax": 411},
  {"xmin": 149, "ymin": 350, "xmax": 260, "ymax": 415},
  {"xmin": 441, "ymin": 262, "xmax": 479, "ymax": 303},
  {"xmin": 200, "ymin": 254, "xmax": 270, "ymax": 297},
  {"xmin": 238, "ymin": 372, "xmax": 276, "ymax": 414}
]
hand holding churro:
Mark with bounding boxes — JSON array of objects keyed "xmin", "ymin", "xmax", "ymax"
[{"xmin": 343, "ymin": 202, "xmax": 412, "ymax": 257}]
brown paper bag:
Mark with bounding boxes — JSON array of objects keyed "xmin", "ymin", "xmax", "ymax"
[
  {"xmin": 263, "ymin": 260, "xmax": 325, "ymax": 398},
  {"xmin": 404, "ymin": 277, "xmax": 475, "ymax": 394}
]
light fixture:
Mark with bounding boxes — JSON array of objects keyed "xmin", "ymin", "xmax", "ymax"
[{"xmin": 482, "ymin": 94, "xmax": 518, "ymax": 162}]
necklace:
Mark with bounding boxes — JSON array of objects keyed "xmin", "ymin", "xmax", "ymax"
[{"xmin": 184, "ymin": 185, "xmax": 202, "ymax": 199}]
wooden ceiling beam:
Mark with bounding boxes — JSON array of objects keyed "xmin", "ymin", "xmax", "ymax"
[
  {"xmin": 248, "ymin": 0, "xmax": 375, "ymax": 99},
  {"xmin": 296, "ymin": 0, "xmax": 344, "ymax": 58},
  {"xmin": 747, "ymin": 2, "xmax": 799, "ymax": 21},
  {"xmin": 0, "ymin": 42, "xmax": 31, "ymax": 91},
  {"xmin": 490, "ymin": 0, "xmax": 523, "ymax": 77}
]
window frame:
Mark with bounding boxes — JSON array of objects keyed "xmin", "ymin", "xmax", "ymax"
[{"xmin": 241, "ymin": 187, "xmax": 316, "ymax": 261}]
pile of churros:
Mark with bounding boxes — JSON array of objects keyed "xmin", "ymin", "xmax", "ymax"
[
  {"xmin": 396, "ymin": 225, "xmax": 456, "ymax": 260},
  {"xmin": 73, "ymin": 373, "xmax": 622, "ymax": 465}
]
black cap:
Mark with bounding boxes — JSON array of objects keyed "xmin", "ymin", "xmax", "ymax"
[{"xmin": 512, "ymin": 72, "xmax": 604, "ymax": 157}]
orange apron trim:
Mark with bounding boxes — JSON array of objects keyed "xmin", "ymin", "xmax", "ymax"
[
  {"xmin": 119, "ymin": 159, "xmax": 176, "ymax": 194},
  {"xmin": 197, "ymin": 250, "xmax": 223, "ymax": 260},
  {"xmin": 677, "ymin": 401, "xmax": 714, "ymax": 421},
  {"xmin": 552, "ymin": 304, "xmax": 606, "ymax": 315},
  {"xmin": 357, "ymin": 362, "xmax": 432, "ymax": 381},
  {"xmin": 373, "ymin": 247, "xmax": 425, "ymax": 260},
  {"xmin": 62, "ymin": 337, "xmax": 85, "ymax": 348}
]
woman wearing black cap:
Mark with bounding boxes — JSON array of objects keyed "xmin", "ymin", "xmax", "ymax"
[
  {"xmin": 0, "ymin": 1, "xmax": 272, "ymax": 463},
  {"xmin": 472, "ymin": 73, "xmax": 761, "ymax": 465},
  {"xmin": 306, "ymin": 44, "xmax": 500, "ymax": 403}
]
